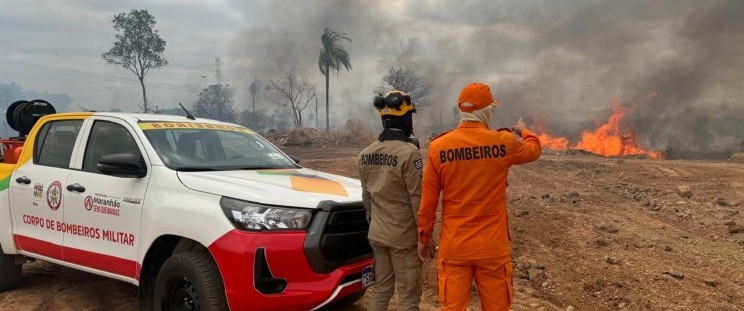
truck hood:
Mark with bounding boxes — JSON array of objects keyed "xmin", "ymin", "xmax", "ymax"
[{"xmin": 177, "ymin": 168, "xmax": 362, "ymax": 208}]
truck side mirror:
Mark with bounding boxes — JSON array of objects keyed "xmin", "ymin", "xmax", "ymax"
[{"xmin": 97, "ymin": 153, "xmax": 147, "ymax": 178}]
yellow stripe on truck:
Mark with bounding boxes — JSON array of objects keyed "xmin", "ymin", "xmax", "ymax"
[
  {"xmin": 15, "ymin": 113, "xmax": 93, "ymax": 166},
  {"xmin": 139, "ymin": 122, "xmax": 253, "ymax": 134},
  {"xmin": 0, "ymin": 113, "xmax": 93, "ymax": 191}
]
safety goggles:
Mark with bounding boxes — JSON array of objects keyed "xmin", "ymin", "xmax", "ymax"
[{"xmin": 374, "ymin": 92, "xmax": 416, "ymax": 116}]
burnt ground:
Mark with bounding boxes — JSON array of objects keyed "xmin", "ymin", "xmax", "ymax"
[{"xmin": 1, "ymin": 147, "xmax": 743, "ymax": 311}]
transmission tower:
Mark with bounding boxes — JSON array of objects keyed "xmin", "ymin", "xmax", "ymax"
[{"xmin": 215, "ymin": 57, "xmax": 222, "ymax": 85}]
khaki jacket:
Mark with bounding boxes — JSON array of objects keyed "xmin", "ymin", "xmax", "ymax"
[{"xmin": 358, "ymin": 139, "xmax": 423, "ymax": 248}]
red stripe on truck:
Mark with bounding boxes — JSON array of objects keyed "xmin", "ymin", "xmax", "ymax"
[
  {"xmin": 14, "ymin": 234, "xmax": 141, "ymax": 280},
  {"xmin": 14, "ymin": 234, "xmax": 63, "ymax": 260}
]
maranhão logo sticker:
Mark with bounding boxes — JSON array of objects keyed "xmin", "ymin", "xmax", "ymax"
[{"xmin": 84, "ymin": 194, "xmax": 122, "ymax": 216}]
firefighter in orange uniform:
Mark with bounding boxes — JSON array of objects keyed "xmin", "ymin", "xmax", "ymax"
[
  {"xmin": 358, "ymin": 91, "xmax": 423, "ymax": 311},
  {"xmin": 417, "ymin": 82, "xmax": 541, "ymax": 311}
]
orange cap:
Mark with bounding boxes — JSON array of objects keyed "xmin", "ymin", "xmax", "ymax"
[{"xmin": 457, "ymin": 82, "xmax": 497, "ymax": 112}]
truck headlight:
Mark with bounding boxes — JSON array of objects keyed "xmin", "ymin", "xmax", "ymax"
[{"xmin": 220, "ymin": 197, "xmax": 313, "ymax": 231}]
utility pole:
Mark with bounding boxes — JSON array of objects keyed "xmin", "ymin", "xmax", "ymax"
[
  {"xmin": 315, "ymin": 97, "xmax": 319, "ymax": 129},
  {"xmin": 250, "ymin": 76, "xmax": 260, "ymax": 114},
  {"xmin": 215, "ymin": 57, "xmax": 222, "ymax": 85}
]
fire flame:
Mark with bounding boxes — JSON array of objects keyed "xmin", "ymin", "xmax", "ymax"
[
  {"xmin": 535, "ymin": 129, "xmax": 570, "ymax": 151},
  {"xmin": 537, "ymin": 99, "xmax": 662, "ymax": 159}
]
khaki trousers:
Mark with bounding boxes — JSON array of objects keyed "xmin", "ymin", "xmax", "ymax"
[
  {"xmin": 367, "ymin": 241, "xmax": 422, "ymax": 311},
  {"xmin": 436, "ymin": 257, "xmax": 513, "ymax": 311}
]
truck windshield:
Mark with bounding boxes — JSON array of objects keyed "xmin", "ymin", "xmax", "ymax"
[{"xmin": 139, "ymin": 122, "xmax": 297, "ymax": 170}]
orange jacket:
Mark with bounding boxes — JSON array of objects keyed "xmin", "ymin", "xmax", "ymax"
[{"xmin": 417, "ymin": 122, "xmax": 541, "ymax": 260}]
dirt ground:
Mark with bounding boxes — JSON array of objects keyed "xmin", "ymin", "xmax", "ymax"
[
  {"xmin": 1, "ymin": 146, "xmax": 743, "ymax": 311},
  {"xmin": 290, "ymin": 147, "xmax": 744, "ymax": 311}
]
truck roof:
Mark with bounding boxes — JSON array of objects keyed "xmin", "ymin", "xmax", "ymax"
[{"xmin": 50, "ymin": 112, "xmax": 239, "ymax": 127}]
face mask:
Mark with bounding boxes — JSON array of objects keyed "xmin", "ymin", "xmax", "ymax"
[
  {"xmin": 460, "ymin": 103, "xmax": 497, "ymax": 126},
  {"xmin": 381, "ymin": 112, "xmax": 413, "ymax": 137}
]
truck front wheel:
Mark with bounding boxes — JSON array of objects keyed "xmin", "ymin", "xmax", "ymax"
[
  {"xmin": 0, "ymin": 252, "xmax": 22, "ymax": 291},
  {"xmin": 154, "ymin": 251, "xmax": 228, "ymax": 311}
]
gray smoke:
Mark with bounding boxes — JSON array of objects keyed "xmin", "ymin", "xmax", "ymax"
[{"xmin": 228, "ymin": 0, "xmax": 744, "ymax": 157}]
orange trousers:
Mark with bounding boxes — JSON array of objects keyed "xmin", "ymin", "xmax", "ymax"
[{"xmin": 436, "ymin": 257, "xmax": 513, "ymax": 311}]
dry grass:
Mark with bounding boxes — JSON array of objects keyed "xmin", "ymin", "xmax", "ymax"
[
  {"xmin": 319, "ymin": 119, "xmax": 376, "ymax": 148},
  {"xmin": 265, "ymin": 119, "xmax": 376, "ymax": 148},
  {"xmin": 731, "ymin": 152, "xmax": 744, "ymax": 163}
]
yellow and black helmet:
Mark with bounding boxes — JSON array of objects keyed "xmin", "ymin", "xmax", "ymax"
[{"xmin": 373, "ymin": 91, "xmax": 415, "ymax": 117}]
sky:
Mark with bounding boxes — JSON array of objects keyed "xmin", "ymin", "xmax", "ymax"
[{"xmin": 1, "ymin": 0, "xmax": 743, "ymax": 154}]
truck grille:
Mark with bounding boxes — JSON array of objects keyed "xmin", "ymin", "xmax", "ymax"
[{"xmin": 304, "ymin": 201, "xmax": 373, "ymax": 273}]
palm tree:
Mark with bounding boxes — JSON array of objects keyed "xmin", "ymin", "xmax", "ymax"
[
  {"xmin": 318, "ymin": 27, "xmax": 352, "ymax": 132},
  {"xmin": 249, "ymin": 76, "xmax": 261, "ymax": 113}
]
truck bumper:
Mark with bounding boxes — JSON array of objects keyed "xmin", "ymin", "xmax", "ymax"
[{"xmin": 208, "ymin": 229, "xmax": 373, "ymax": 311}]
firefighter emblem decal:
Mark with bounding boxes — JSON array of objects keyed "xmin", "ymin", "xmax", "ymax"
[{"xmin": 47, "ymin": 181, "xmax": 62, "ymax": 210}]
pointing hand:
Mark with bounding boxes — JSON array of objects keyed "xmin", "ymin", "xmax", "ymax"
[{"xmin": 512, "ymin": 117, "xmax": 527, "ymax": 134}]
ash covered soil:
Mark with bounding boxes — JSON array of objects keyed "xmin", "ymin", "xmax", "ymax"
[{"xmin": 2, "ymin": 147, "xmax": 743, "ymax": 311}]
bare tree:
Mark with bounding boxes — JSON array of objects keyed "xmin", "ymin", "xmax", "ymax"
[
  {"xmin": 268, "ymin": 71, "xmax": 317, "ymax": 128},
  {"xmin": 380, "ymin": 67, "xmax": 431, "ymax": 104},
  {"xmin": 101, "ymin": 9, "xmax": 168, "ymax": 113}
]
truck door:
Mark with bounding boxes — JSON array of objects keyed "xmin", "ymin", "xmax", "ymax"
[
  {"xmin": 63, "ymin": 118, "xmax": 150, "ymax": 279},
  {"xmin": 10, "ymin": 119, "xmax": 84, "ymax": 260}
]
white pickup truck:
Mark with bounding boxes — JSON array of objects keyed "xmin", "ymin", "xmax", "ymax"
[{"xmin": 0, "ymin": 100, "xmax": 374, "ymax": 310}]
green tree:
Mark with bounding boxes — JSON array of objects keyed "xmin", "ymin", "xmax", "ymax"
[
  {"xmin": 153, "ymin": 106, "xmax": 187, "ymax": 116},
  {"xmin": 1, "ymin": 83, "xmax": 72, "ymax": 112},
  {"xmin": 0, "ymin": 83, "xmax": 22, "ymax": 111},
  {"xmin": 0, "ymin": 83, "xmax": 23, "ymax": 137},
  {"xmin": 318, "ymin": 27, "xmax": 352, "ymax": 132},
  {"xmin": 76, "ymin": 105, "xmax": 121, "ymax": 112},
  {"xmin": 238, "ymin": 110, "xmax": 279, "ymax": 133},
  {"xmin": 101, "ymin": 9, "xmax": 168, "ymax": 113},
  {"xmin": 194, "ymin": 84, "xmax": 236, "ymax": 123}
]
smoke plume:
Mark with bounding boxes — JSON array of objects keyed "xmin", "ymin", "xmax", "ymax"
[{"xmin": 228, "ymin": 0, "xmax": 744, "ymax": 157}]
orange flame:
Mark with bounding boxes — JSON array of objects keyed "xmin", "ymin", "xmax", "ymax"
[
  {"xmin": 536, "ymin": 129, "xmax": 570, "ymax": 151},
  {"xmin": 576, "ymin": 104, "xmax": 648, "ymax": 156},
  {"xmin": 537, "ymin": 98, "xmax": 662, "ymax": 159}
]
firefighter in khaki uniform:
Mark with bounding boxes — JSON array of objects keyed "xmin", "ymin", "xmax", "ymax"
[
  {"xmin": 417, "ymin": 83, "xmax": 542, "ymax": 311},
  {"xmin": 358, "ymin": 91, "xmax": 423, "ymax": 311}
]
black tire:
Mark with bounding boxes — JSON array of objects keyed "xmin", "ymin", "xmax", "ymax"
[
  {"xmin": 0, "ymin": 252, "xmax": 22, "ymax": 291},
  {"xmin": 154, "ymin": 251, "xmax": 228, "ymax": 311}
]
